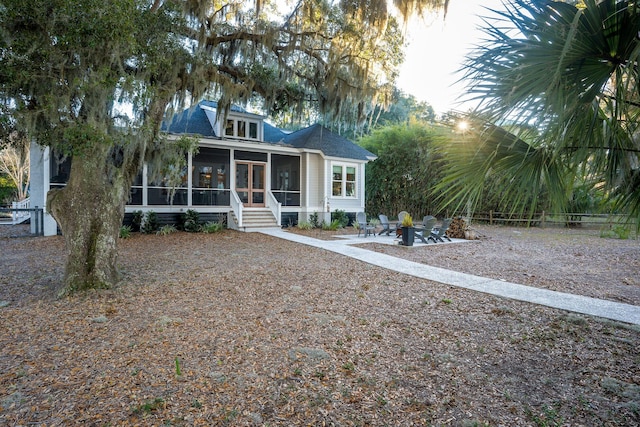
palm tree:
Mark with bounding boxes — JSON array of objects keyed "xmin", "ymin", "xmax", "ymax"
[{"xmin": 436, "ymin": 0, "xmax": 640, "ymax": 228}]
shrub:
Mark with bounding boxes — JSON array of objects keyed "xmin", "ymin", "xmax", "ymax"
[
  {"xmin": 157, "ymin": 224, "xmax": 177, "ymax": 235},
  {"xmin": 131, "ymin": 210, "xmax": 144, "ymax": 232},
  {"xmin": 600, "ymin": 224, "xmax": 631, "ymax": 240},
  {"xmin": 202, "ymin": 220, "xmax": 224, "ymax": 233},
  {"xmin": 309, "ymin": 211, "xmax": 320, "ymax": 228},
  {"xmin": 332, "ymin": 209, "xmax": 350, "ymax": 228},
  {"xmin": 142, "ymin": 211, "xmax": 159, "ymax": 234},
  {"xmin": 297, "ymin": 220, "xmax": 313, "ymax": 230},
  {"xmin": 322, "ymin": 220, "xmax": 342, "ymax": 230},
  {"xmin": 401, "ymin": 214, "xmax": 413, "ymax": 227},
  {"xmin": 182, "ymin": 209, "xmax": 201, "ymax": 232},
  {"xmin": 119, "ymin": 225, "xmax": 131, "ymax": 239}
]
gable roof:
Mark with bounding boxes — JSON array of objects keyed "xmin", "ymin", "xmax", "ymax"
[
  {"xmin": 162, "ymin": 101, "xmax": 375, "ymax": 161},
  {"xmin": 163, "ymin": 103, "xmax": 216, "ymax": 137},
  {"xmin": 162, "ymin": 100, "xmax": 286, "ymax": 142},
  {"xmin": 284, "ymin": 124, "xmax": 375, "ymax": 161}
]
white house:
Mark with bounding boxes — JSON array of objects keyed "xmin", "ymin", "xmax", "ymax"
[{"xmin": 30, "ymin": 101, "xmax": 376, "ymax": 235}]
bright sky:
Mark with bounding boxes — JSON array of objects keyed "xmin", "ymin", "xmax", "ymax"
[{"xmin": 397, "ymin": 0, "xmax": 506, "ymax": 115}]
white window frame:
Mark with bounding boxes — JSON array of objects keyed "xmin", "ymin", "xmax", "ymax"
[
  {"xmin": 331, "ymin": 163, "xmax": 357, "ymax": 198},
  {"xmin": 223, "ymin": 118, "xmax": 260, "ymax": 141}
]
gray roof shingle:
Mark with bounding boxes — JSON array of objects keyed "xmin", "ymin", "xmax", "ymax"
[
  {"xmin": 162, "ymin": 102, "xmax": 375, "ymax": 161},
  {"xmin": 283, "ymin": 124, "xmax": 375, "ymax": 161}
]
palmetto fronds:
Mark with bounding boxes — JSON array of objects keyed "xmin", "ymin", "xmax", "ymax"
[{"xmin": 441, "ymin": 0, "xmax": 640, "ymax": 226}]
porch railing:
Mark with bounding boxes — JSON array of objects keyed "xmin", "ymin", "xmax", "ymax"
[
  {"xmin": 266, "ymin": 191, "xmax": 282, "ymax": 227},
  {"xmin": 12, "ymin": 198, "xmax": 31, "ymax": 224},
  {"xmin": 230, "ymin": 190, "xmax": 243, "ymax": 228},
  {"xmin": 0, "ymin": 203, "xmax": 44, "ymax": 235}
]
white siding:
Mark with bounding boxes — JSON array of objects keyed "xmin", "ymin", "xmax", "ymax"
[
  {"xmin": 304, "ymin": 153, "xmax": 325, "ymax": 214},
  {"xmin": 29, "ymin": 143, "xmax": 58, "ymax": 236}
]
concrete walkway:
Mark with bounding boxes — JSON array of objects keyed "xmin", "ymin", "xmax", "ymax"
[{"xmin": 260, "ymin": 228, "xmax": 640, "ymax": 326}]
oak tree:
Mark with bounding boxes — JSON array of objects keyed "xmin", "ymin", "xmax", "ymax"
[{"xmin": 0, "ymin": 0, "xmax": 448, "ymax": 294}]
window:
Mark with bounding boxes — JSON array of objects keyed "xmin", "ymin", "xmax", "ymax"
[
  {"xmin": 49, "ymin": 152, "xmax": 71, "ymax": 187},
  {"xmin": 223, "ymin": 118, "xmax": 260, "ymax": 140},
  {"xmin": 249, "ymin": 122, "xmax": 258, "ymax": 139},
  {"xmin": 225, "ymin": 119, "xmax": 234, "ymax": 136},
  {"xmin": 345, "ymin": 166, "xmax": 356, "ymax": 196},
  {"xmin": 332, "ymin": 164, "xmax": 357, "ymax": 197}
]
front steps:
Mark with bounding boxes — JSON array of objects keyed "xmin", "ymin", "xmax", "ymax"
[{"xmin": 230, "ymin": 209, "xmax": 279, "ymax": 231}]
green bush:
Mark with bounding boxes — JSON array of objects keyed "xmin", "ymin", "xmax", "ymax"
[
  {"xmin": 131, "ymin": 210, "xmax": 144, "ymax": 232},
  {"xmin": 0, "ymin": 175, "xmax": 16, "ymax": 205},
  {"xmin": 119, "ymin": 225, "xmax": 132, "ymax": 239},
  {"xmin": 600, "ymin": 224, "xmax": 631, "ymax": 240},
  {"xmin": 202, "ymin": 221, "xmax": 224, "ymax": 233},
  {"xmin": 309, "ymin": 211, "xmax": 320, "ymax": 228},
  {"xmin": 331, "ymin": 209, "xmax": 350, "ymax": 228},
  {"xmin": 182, "ymin": 209, "xmax": 201, "ymax": 232},
  {"xmin": 297, "ymin": 220, "xmax": 313, "ymax": 230},
  {"xmin": 157, "ymin": 224, "xmax": 177, "ymax": 235},
  {"xmin": 142, "ymin": 211, "xmax": 159, "ymax": 234},
  {"xmin": 322, "ymin": 220, "xmax": 342, "ymax": 230}
]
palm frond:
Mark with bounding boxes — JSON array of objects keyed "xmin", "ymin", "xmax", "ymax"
[
  {"xmin": 449, "ymin": 0, "xmax": 640, "ymax": 227},
  {"xmin": 434, "ymin": 118, "xmax": 569, "ymax": 216}
]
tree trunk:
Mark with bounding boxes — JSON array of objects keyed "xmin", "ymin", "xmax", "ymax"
[{"xmin": 47, "ymin": 145, "xmax": 129, "ymax": 295}]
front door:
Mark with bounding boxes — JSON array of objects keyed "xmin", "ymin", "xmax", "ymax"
[{"xmin": 236, "ymin": 162, "xmax": 265, "ymax": 206}]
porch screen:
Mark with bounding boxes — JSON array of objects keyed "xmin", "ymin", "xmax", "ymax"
[
  {"xmin": 271, "ymin": 155, "xmax": 301, "ymax": 206},
  {"xmin": 192, "ymin": 147, "xmax": 230, "ymax": 206}
]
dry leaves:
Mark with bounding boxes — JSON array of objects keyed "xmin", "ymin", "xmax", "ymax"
[{"xmin": 0, "ymin": 224, "xmax": 639, "ymax": 426}]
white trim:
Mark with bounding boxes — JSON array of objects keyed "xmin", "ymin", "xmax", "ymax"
[{"xmin": 330, "ymin": 162, "xmax": 358, "ymax": 199}]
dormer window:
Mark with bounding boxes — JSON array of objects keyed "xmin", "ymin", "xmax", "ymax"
[
  {"xmin": 249, "ymin": 122, "xmax": 258, "ymax": 139},
  {"xmin": 224, "ymin": 119, "xmax": 234, "ymax": 136},
  {"xmin": 224, "ymin": 117, "xmax": 260, "ymax": 140}
]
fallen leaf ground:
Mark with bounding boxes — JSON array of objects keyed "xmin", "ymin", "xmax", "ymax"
[{"xmin": 0, "ymin": 224, "xmax": 639, "ymax": 426}]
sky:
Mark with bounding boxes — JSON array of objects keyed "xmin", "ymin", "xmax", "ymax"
[{"xmin": 397, "ymin": 0, "xmax": 506, "ymax": 115}]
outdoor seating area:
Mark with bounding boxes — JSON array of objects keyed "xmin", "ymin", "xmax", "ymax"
[{"xmin": 354, "ymin": 211, "xmax": 455, "ymax": 246}]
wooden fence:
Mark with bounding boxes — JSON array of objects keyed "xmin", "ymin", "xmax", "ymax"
[{"xmin": 469, "ymin": 211, "xmax": 630, "ymax": 229}]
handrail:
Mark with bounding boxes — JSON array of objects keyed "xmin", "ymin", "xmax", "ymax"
[
  {"xmin": 0, "ymin": 204, "xmax": 44, "ymax": 235},
  {"xmin": 12, "ymin": 198, "xmax": 31, "ymax": 224},
  {"xmin": 266, "ymin": 191, "xmax": 282, "ymax": 227},
  {"xmin": 230, "ymin": 190, "xmax": 243, "ymax": 228}
]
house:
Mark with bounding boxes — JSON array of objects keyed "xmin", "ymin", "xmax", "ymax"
[{"xmin": 29, "ymin": 101, "xmax": 376, "ymax": 236}]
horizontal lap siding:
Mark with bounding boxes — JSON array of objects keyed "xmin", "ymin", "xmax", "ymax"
[{"xmin": 123, "ymin": 212, "xmax": 227, "ymax": 228}]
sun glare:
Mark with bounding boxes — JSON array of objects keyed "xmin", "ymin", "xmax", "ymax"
[{"xmin": 456, "ymin": 120, "xmax": 469, "ymax": 132}]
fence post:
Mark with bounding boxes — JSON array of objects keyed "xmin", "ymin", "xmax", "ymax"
[
  {"xmin": 35, "ymin": 206, "xmax": 43, "ymax": 236},
  {"xmin": 489, "ymin": 210, "xmax": 493, "ymax": 225},
  {"xmin": 541, "ymin": 210, "xmax": 545, "ymax": 228}
]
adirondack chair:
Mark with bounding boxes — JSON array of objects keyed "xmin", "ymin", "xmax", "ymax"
[
  {"xmin": 415, "ymin": 216, "xmax": 437, "ymax": 243},
  {"xmin": 356, "ymin": 212, "xmax": 376, "ymax": 237},
  {"xmin": 378, "ymin": 214, "xmax": 394, "ymax": 236},
  {"xmin": 430, "ymin": 218, "xmax": 452, "ymax": 242}
]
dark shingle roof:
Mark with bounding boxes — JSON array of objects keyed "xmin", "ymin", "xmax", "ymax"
[
  {"xmin": 263, "ymin": 122, "xmax": 286, "ymax": 143},
  {"xmin": 162, "ymin": 102, "xmax": 375, "ymax": 161},
  {"xmin": 283, "ymin": 124, "xmax": 375, "ymax": 161},
  {"xmin": 162, "ymin": 100, "xmax": 261, "ymax": 138},
  {"xmin": 162, "ymin": 103, "xmax": 216, "ymax": 137}
]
